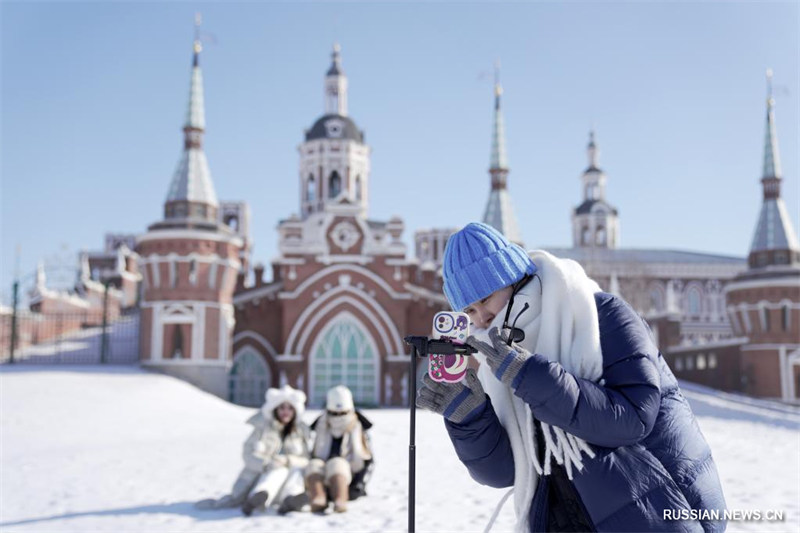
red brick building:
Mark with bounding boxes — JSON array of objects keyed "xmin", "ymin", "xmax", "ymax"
[
  {"xmin": 231, "ymin": 46, "xmax": 447, "ymax": 407},
  {"xmin": 136, "ymin": 37, "xmax": 251, "ymax": 397},
  {"xmin": 661, "ymin": 71, "xmax": 800, "ymax": 401}
]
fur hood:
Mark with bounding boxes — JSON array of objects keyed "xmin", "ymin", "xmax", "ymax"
[{"xmin": 262, "ymin": 385, "xmax": 306, "ymax": 420}]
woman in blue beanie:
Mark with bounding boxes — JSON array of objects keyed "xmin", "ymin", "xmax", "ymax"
[{"xmin": 417, "ymin": 222, "xmax": 726, "ymax": 533}]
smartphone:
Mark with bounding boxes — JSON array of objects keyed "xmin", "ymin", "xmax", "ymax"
[{"xmin": 428, "ymin": 311, "xmax": 470, "ymax": 383}]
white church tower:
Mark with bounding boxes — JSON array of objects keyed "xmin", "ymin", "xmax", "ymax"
[
  {"xmin": 297, "ymin": 44, "xmax": 370, "ymax": 220},
  {"xmin": 572, "ymin": 130, "xmax": 620, "ymax": 248}
]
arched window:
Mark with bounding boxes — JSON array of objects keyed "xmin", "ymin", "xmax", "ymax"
[
  {"xmin": 687, "ymin": 286, "xmax": 702, "ymax": 315},
  {"xmin": 674, "ymin": 357, "xmax": 683, "ymax": 371},
  {"xmin": 697, "ymin": 353, "xmax": 707, "ymax": 370},
  {"xmin": 307, "ymin": 174, "xmax": 316, "ymax": 202},
  {"xmin": 189, "ymin": 259, "xmax": 197, "ymax": 286},
  {"xmin": 649, "ymin": 286, "xmax": 664, "ymax": 312},
  {"xmin": 224, "ymin": 215, "xmax": 239, "ymax": 232},
  {"xmin": 329, "ymin": 171, "xmax": 342, "ymax": 198},
  {"xmin": 172, "ymin": 326, "xmax": 184, "ymax": 359},
  {"xmin": 582, "ymin": 227, "xmax": 591, "ymax": 246},
  {"xmin": 310, "ymin": 314, "xmax": 378, "ymax": 406},
  {"xmin": 229, "ymin": 348, "xmax": 271, "ymax": 407},
  {"xmin": 760, "ymin": 306, "xmax": 770, "ymax": 332},
  {"xmin": 355, "ymin": 175, "xmax": 362, "ymax": 201},
  {"xmin": 596, "ymin": 227, "xmax": 606, "ymax": 246}
]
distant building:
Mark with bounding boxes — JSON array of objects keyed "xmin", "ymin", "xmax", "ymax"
[
  {"xmin": 51, "ymin": 31, "xmax": 791, "ymax": 404},
  {"xmin": 677, "ymin": 71, "xmax": 800, "ymax": 401},
  {"xmin": 542, "ymin": 131, "xmax": 745, "ymax": 351}
]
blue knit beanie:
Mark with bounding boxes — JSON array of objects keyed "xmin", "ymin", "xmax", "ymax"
[{"xmin": 443, "ymin": 222, "xmax": 537, "ymax": 311}]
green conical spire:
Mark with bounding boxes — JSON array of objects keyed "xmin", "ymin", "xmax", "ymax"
[
  {"xmin": 762, "ymin": 69, "xmax": 782, "ymax": 179},
  {"xmin": 489, "ymin": 62, "xmax": 508, "ymax": 171}
]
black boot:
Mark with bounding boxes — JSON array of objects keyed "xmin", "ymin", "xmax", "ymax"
[
  {"xmin": 242, "ymin": 491, "xmax": 269, "ymax": 516},
  {"xmin": 278, "ymin": 492, "xmax": 310, "ymax": 515}
]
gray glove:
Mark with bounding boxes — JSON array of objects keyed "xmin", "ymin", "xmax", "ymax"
[
  {"xmin": 467, "ymin": 327, "xmax": 532, "ymax": 389},
  {"xmin": 416, "ymin": 368, "xmax": 487, "ymax": 424}
]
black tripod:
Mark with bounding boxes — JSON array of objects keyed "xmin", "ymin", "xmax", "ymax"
[{"xmin": 403, "ymin": 336, "xmax": 477, "ymax": 533}]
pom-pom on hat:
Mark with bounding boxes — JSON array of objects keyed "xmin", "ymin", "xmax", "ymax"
[
  {"xmin": 326, "ymin": 385, "xmax": 355, "ymax": 412},
  {"xmin": 262, "ymin": 384, "xmax": 307, "ymax": 420},
  {"xmin": 443, "ymin": 222, "xmax": 537, "ymax": 311}
]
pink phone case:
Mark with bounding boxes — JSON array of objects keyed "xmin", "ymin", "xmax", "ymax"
[{"xmin": 428, "ymin": 311, "xmax": 470, "ymax": 383}]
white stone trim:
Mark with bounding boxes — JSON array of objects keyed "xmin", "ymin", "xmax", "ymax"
[
  {"xmin": 276, "ymin": 354, "xmax": 305, "ymax": 362},
  {"xmin": 279, "ymin": 263, "xmax": 410, "ymax": 301},
  {"xmin": 140, "ymin": 253, "xmax": 240, "ymax": 270},
  {"xmin": 208, "ymin": 262, "xmax": 218, "ymax": 289},
  {"xmin": 315, "ymin": 254, "xmax": 374, "ymax": 265},
  {"xmin": 286, "ymin": 286, "xmax": 403, "ymax": 355},
  {"xmin": 667, "ymin": 337, "xmax": 748, "ymax": 353},
  {"xmin": 233, "ymin": 282, "xmax": 284, "ymax": 304},
  {"xmin": 741, "ymin": 343, "xmax": 800, "ymax": 351},
  {"xmin": 151, "ymin": 262, "xmax": 161, "ymax": 288},
  {"xmin": 193, "ymin": 305, "xmax": 205, "ymax": 360},
  {"xmin": 784, "ymin": 348, "xmax": 800, "ymax": 401},
  {"xmin": 724, "ymin": 276, "xmax": 800, "ymax": 294},
  {"xmin": 142, "ymin": 359, "xmax": 229, "ymax": 368},
  {"xmin": 232, "ymin": 345, "xmax": 270, "ymax": 369},
  {"xmin": 137, "ymin": 230, "xmax": 244, "ymax": 247},
  {"xmin": 151, "ymin": 304, "xmax": 163, "ymax": 361},
  {"xmin": 728, "ymin": 301, "xmax": 800, "ymax": 310},
  {"xmin": 141, "ymin": 300, "xmax": 231, "ymax": 310},
  {"xmin": 272, "ymin": 257, "xmax": 307, "ymax": 265},
  {"xmin": 386, "ymin": 354, "xmax": 411, "ymax": 362},
  {"xmin": 232, "ymin": 330, "xmax": 278, "ymax": 359},
  {"xmin": 221, "ymin": 305, "xmax": 235, "ymax": 361}
]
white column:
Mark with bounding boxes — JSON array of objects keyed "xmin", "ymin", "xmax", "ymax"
[
  {"xmin": 779, "ymin": 345, "xmax": 789, "ymax": 401},
  {"xmin": 151, "ymin": 304, "xmax": 163, "ymax": 361},
  {"xmin": 193, "ymin": 305, "xmax": 205, "ymax": 360}
]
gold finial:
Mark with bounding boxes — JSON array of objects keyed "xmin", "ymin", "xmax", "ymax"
[
  {"xmin": 766, "ymin": 68, "xmax": 774, "ymax": 106},
  {"xmin": 193, "ymin": 13, "xmax": 203, "ymax": 56},
  {"xmin": 494, "ymin": 59, "xmax": 503, "ymax": 96}
]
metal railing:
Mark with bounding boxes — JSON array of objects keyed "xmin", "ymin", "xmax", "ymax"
[{"xmin": 1, "ymin": 282, "xmax": 139, "ymax": 365}]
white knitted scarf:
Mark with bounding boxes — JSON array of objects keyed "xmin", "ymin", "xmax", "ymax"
[
  {"xmin": 472, "ymin": 250, "xmax": 603, "ymax": 533},
  {"xmin": 313, "ymin": 413, "xmax": 369, "ymax": 473}
]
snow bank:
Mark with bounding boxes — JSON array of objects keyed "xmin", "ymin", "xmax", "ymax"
[{"xmin": 1, "ymin": 365, "xmax": 797, "ymax": 532}]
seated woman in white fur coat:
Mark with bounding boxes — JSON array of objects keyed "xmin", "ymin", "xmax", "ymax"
[{"xmin": 195, "ymin": 385, "xmax": 311, "ymax": 516}]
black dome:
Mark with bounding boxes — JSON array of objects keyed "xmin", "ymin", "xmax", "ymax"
[
  {"xmin": 575, "ymin": 199, "xmax": 618, "ymax": 215},
  {"xmin": 305, "ymin": 114, "xmax": 364, "ymax": 143}
]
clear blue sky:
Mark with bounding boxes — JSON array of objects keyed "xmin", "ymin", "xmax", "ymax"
[{"xmin": 2, "ymin": 1, "xmax": 798, "ymax": 301}]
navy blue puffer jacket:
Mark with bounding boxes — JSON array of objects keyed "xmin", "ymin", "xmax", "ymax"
[{"xmin": 445, "ymin": 292, "xmax": 727, "ymax": 532}]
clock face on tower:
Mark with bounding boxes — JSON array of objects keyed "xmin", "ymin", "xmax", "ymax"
[
  {"xmin": 324, "ymin": 119, "xmax": 344, "ymax": 138},
  {"xmin": 329, "ymin": 220, "xmax": 360, "ymax": 252}
]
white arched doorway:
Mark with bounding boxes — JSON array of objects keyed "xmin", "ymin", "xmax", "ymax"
[
  {"xmin": 228, "ymin": 347, "xmax": 271, "ymax": 407},
  {"xmin": 309, "ymin": 312, "xmax": 379, "ymax": 407}
]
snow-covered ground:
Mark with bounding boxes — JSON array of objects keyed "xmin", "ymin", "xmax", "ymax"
[{"xmin": 1, "ymin": 365, "xmax": 798, "ymax": 533}]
